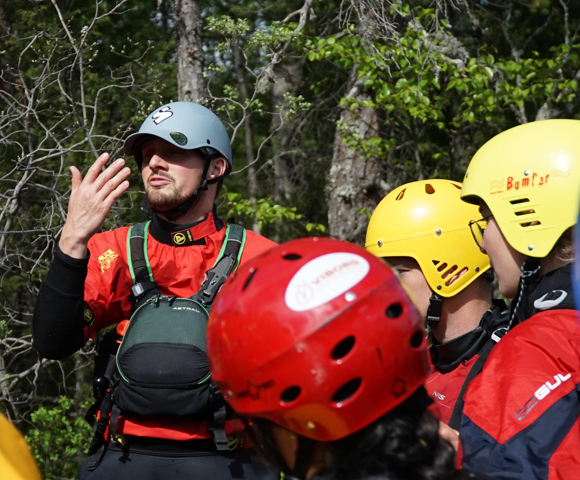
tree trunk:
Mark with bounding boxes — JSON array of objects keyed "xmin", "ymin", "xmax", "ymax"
[
  {"xmin": 174, "ymin": 0, "xmax": 205, "ymax": 102},
  {"xmin": 326, "ymin": 68, "xmax": 387, "ymax": 245},
  {"xmin": 271, "ymin": 62, "xmax": 301, "ymax": 205},
  {"xmin": 232, "ymin": 41, "xmax": 260, "ymax": 233},
  {"xmin": 270, "ymin": 61, "xmax": 302, "ymax": 241}
]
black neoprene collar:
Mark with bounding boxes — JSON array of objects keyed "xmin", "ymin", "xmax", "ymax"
[
  {"xmin": 148, "ymin": 207, "xmax": 224, "ymax": 246},
  {"xmin": 430, "ymin": 299, "xmax": 509, "ymax": 374},
  {"xmin": 511, "ymin": 262, "xmax": 575, "ymax": 325}
]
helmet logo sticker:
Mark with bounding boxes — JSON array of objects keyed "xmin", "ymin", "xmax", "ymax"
[
  {"xmin": 152, "ymin": 106, "xmax": 173, "ymax": 125},
  {"xmin": 170, "ymin": 132, "xmax": 188, "ymax": 145},
  {"xmin": 507, "ymin": 172, "xmax": 549, "ymax": 191},
  {"xmin": 489, "ymin": 171, "xmax": 551, "ymax": 195},
  {"xmin": 285, "ymin": 253, "xmax": 370, "ymax": 312}
]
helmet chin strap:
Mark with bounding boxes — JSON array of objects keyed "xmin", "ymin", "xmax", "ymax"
[
  {"xmin": 507, "ymin": 256, "xmax": 541, "ymax": 330},
  {"xmin": 426, "ymin": 291, "xmax": 444, "ymax": 338}
]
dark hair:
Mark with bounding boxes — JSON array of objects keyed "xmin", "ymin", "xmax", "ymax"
[
  {"xmin": 250, "ymin": 386, "xmax": 459, "ymax": 480},
  {"xmin": 323, "ymin": 387, "xmax": 457, "ymax": 480}
]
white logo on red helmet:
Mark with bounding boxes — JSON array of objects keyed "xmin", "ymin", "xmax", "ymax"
[
  {"xmin": 152, "ymin": 106, "xmax": 173, "ymax": 125},
  {"xmin": 285, "ymin": 253, "xmax": 370, "ymax": 312}
]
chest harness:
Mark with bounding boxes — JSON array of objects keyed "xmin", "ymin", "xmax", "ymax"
[{"xmin": 87, "ymin": 221, "xmax": 245, "ymax": 457}]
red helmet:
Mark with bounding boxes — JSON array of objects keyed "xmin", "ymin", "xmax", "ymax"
[{"xmin": 207, "ymin": 237, "xmax": 430, "ymax": 441}]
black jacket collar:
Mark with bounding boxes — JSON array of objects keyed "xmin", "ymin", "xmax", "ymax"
[
  {"xmin": 430, "ymin": 299, "xmax": 509, "ymax": 374},
  {"xmin": 148, "ymin": 207, "xmax": 224, "ymax": 247},
  {"xmin": 513, "ymin": 263, "xmax": 575, "ymax": 324}
]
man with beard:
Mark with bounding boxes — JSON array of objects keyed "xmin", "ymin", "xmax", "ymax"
[{"xmin": 32, "ymin": 102, "xmax": 277, "ymax": 480}]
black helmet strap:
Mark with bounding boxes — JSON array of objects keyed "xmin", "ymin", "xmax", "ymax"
[{"xmin": 426, "ymin": 291, "xmax": 444, "ymax": 334}]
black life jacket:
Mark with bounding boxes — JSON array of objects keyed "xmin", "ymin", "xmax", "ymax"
[{"xmin": 112, "ymin": 220, "xmax": 245, "ymax": 417}]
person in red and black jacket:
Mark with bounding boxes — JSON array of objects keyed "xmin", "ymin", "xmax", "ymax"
[
  {"xmin": 32, "ymin": 102, "xmax": 277, "ymax": 480},
  {"xmin": 458, "ymin": 119, "xmax": 580, "ymax": 480},
  {"xmin": 365, "ymin": 179, "xmax": 509, "ymax": 433}
]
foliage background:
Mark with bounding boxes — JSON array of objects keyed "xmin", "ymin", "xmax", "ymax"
[{"xmin": 0, "ymin": 1, "xmax": 579, "ymax": 477}]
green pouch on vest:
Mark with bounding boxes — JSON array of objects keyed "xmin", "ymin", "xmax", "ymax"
[{"xmin": 111, "ymin": 221, "xmax": 245, "ymax": 418}]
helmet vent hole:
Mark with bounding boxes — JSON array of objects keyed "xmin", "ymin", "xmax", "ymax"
[
  {"xmin": 242, "ymin": 269, "xmax": 257, "ymax": 291},
  {"xmin": 445, "ymin": 267, "xmax": 468, "ymax": 286},
  {"xmin": 425, "ymin": 184, "xmax": 435, "ymax": 194},
  {"xmin": 386, "ymin": 303, "xmax": 403, "ymax": 318},
  {"xmin": 280, "ymin": 386, "xmax": 301, "ymax": 404},
  {"xmin": 441, "ymin": 265, "xmax": 458, "ymax": 279},
  {"xmin": 515, "ymin": 209, "xmax": 535, "ymax": 216},
  {"xmin": 410, "ymin": 330, "xmax": 424, "ymax": 348},
  {"xmin": 283, "ymin": 254, "xmax": 302, "ymax": 260},
  {"xmin": 396, "ymin": 189, "xmax": 406, "ymax": 201},
  {"xmin": 206, "ymin": 139, "xmax": 211, "ymax": 144},
  {"xmin": 437, "ymin": 262, "xmax": 448, "ymax": 272},
  {"xmin": 510, "ymin": 198, "xmax": 529, "ymax": 205},
  {"xmin": 432, "ymin": 260, "xmax": 440, "ymax": 266},
  {"xmin": 451, "ymin": 183, "xmax": 461, "ymax": 190},
  {"xmin": 331, "ymin": 378, "xmax": 362, "ymax": 405},
  {"xmin": 521, "ymin": 221, "xmax": 541, "ymax": 228},
  {"xmin": 331, "ymin": 336, "xmax": 356, "ymax": 360}
]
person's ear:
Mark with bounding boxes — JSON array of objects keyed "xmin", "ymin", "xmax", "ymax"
[{"xmin": 209, "ymin": 157, "xmax": 227, "ymax": 179}]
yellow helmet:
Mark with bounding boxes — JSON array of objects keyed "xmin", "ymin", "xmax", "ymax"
[
  {"xmin": 461, "ymin": 119, "xmax": 580, "ymax": 258},
  {"xmin": 365, "ymin": 179, "xmax": 490, "ymax": 297},
  {"xmin": 0, "ymin": 414, "xmax": 41, "ymax": 480}
]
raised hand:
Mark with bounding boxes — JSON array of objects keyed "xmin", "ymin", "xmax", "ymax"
[{"xmin": 59, "ymin": 153, "xmax": 131, "ymax": 259}]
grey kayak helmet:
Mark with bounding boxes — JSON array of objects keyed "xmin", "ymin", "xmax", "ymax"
[
  {"xmin": 124, "ymin": 101, "xmax": 233, "ymax": 174},
  {"xmin": 123, "ymin": 101, "xmax": 232, "ymax": 220}
]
